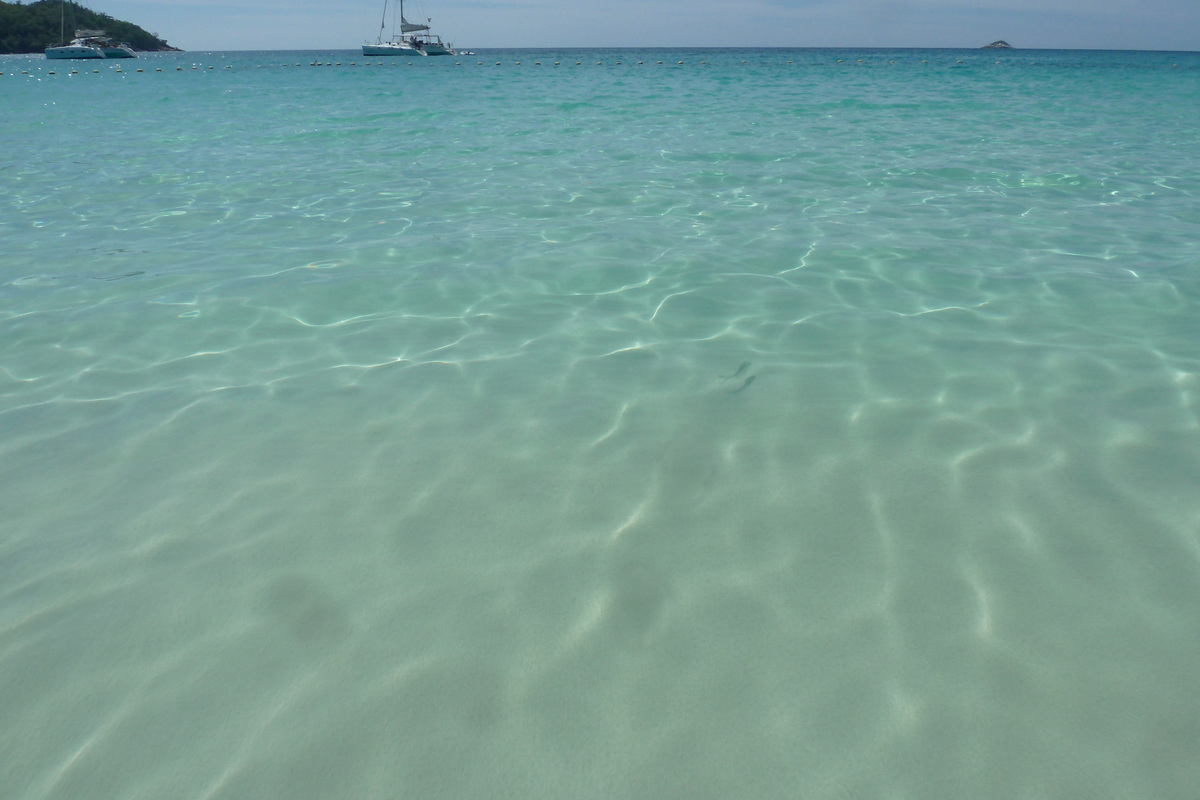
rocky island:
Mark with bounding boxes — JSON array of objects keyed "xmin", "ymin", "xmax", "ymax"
[
  {"xmin": 0, "ymin": 0, "xmax": 177, "ymax": 54},
  {"xmin": 982, "ymin": 40, "xmax": 1014, "ymax": 49}
]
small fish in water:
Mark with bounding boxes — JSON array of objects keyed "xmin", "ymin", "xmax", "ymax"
[
  {"xmin": 727, "ymin": 375, "xmax": 756, "ymax": 394},
  {"xmin": 721, "ymin": 361, "xmax": 751, "ymax": 380}
]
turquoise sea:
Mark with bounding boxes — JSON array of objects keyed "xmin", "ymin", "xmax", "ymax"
[{"xmin": 2, "ymin": 47, "xmax": 1200, "ymax": 797}]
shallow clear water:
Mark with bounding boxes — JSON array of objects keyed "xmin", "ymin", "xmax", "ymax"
[{"xmin": 3, "ymin": 47, "xmax": 1200, "ymax": 798}]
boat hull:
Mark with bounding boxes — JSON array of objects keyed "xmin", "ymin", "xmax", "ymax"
[
  {"xmin": 46, "ymin": 44, "xmax": 105, "ymax": 59},
  {"xmin": 363, "ymin": 42, "xmax": 425, "ymax": 56}
]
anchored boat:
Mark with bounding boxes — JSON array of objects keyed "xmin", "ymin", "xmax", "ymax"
[
  {"xmin": 45, "ymin": 3, "xmax": 136, "ymax": 59},
  {"xmin": 45, "ymin": 1, "xmax": 101, "ymax": 59},
  {"xmin": 77, "ymin": 29, "xmax": 137, "ymax": 58},
  {"xmin": 363, "ymin": 0, "xmax": 455, "ymax": 57},
  {"xmin": 45, "ymin": 37, "xmax": 105, "ymax": 59}
]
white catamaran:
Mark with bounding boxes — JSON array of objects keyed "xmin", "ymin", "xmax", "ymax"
[
  {"xmin": 363, "ymin": 0, "xmax": 455, "ymax": 57},
  {"xmin": 77, "ymin": 29, "xmax": 137, "ymax": 58},
  {"xmin": 45, "ymin": 37, "xmax": 105, "ymax": 59},
  {"xmin": 45, "ymin": 0, "xmax": 102, "ymax": 59},
  {"xmin": 45, "ymin": 2, "xmax": 136, "ymax": 59}
]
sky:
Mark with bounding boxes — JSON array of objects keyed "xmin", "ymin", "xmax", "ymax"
[{"xmin": 89, "ymin": 0, "xmax": 1200, "ymax": 53}]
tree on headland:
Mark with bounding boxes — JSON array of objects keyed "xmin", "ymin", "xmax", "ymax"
[{"xmin": 0, "ymin": 0, "xmax": 177, "ymax": 53}]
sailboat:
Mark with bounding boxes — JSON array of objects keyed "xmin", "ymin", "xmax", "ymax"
[
  {"xmin": 45, "ymin": 1, "xmax": 104, "ymax": 59},
  {"xmin": 362, "ymin": 0, "xmax": 454, "ymax": 57},
  {"xmin": 76, "ymin": 29, "xmax": 137, "ymax": 58}
]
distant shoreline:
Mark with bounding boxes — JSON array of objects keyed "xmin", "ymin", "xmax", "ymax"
[{"xmin": 68, "ymin": 46, "xmax": 1195, "ymax": 54}]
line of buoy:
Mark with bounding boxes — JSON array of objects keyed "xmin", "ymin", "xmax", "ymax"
[{"xmin": 8, "ymin": 56, "xmax": 1085, "ymax": 77}]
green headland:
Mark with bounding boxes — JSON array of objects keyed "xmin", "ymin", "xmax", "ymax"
[{"xmin": 0, "ymin": 0, "xmax": 176, "ymax": 53}]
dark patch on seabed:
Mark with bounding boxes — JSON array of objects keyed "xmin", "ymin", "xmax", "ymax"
[
  {"xmin": 259, "ymin": 574, "xmax": 351, "ymax": 648},
  {"xmin": 720, "ymin": 361, "xmax": 751, "ymax": 380},
  {"xmin": 727, "ymin": 374, "xmax": 756, "ymax": 394},
  {"xmin": 92, "ymin": 270, "xmax": 145, "ymax": 281},
  {"xmin": 720, "ymin": 361, "xmax": 756, "ymax": 393}
]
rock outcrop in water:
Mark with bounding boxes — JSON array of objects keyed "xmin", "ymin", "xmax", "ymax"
[{"xmin": 982, "ymin": 40, "xmax": 1014, "ymax": 49}]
